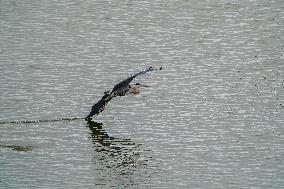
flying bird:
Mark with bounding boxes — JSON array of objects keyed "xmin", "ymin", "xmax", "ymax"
[{"xmin": 85, "ymin": 67, "xmax": 162, "ymax": 120}]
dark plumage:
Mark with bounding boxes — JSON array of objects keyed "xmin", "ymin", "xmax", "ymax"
[{"xmin": 85, "ymin": 67, "xmax": 162, "ymax": 120}]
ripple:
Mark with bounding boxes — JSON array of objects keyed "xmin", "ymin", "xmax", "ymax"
[{"xmin": 1, "ymin": 0, "xmax": 284, "ymax": 188}]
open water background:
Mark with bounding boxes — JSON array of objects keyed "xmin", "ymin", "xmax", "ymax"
[{"xmin": 0, "ymin": 0, "xmax": 284, "ymax": 188}]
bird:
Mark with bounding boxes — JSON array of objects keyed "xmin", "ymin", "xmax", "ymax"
[{"xmin": 85, "ymin": 66, "xmax": 162, "ymax": 120}]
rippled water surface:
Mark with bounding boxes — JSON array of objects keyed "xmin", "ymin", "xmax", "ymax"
[{"xmin": 1, "ymin": 0, "xmax": 284, "ymax": 188}]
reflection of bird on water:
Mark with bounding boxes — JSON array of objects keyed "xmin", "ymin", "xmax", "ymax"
[
  {"xmin": 86, "ymin": 119, "xmax": 147, "ymax": 171},
  {"xmin": 86, "ymin": 119, "xmax": 114, "ymax": 147},
  {"xmin": 86, "ymin": 119, "xmax": 135, "ymax": 154},
  {"xmin": 85, "ymin": 67, "xmax": 162, "ymax": 120}
]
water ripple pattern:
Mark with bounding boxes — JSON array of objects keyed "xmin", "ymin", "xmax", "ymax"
[{"xmin": 0, "ymin": 0, "xmax": 283, "ymax": 188}]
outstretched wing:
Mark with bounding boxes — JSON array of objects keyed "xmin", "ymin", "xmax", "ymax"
[
  {"xmin": 85, "ymin": 92, "xmax": 113, "ymax": 119},
  {"xmin": 85, "ymin": 66, "xmax": 162, "ymax": 119},
  {"xmin": 110, "ymin": 67, "xmax": 162, "ymax": 93}
]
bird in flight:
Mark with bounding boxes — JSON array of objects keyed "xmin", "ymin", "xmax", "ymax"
[{"xmin": 85, "ymin": 66, "xmax": 162, "ymax": 120}]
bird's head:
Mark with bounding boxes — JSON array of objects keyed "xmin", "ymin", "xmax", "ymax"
[{"xmin": 129, "ymin": 83, "xmax": 140, "ymax": 89}]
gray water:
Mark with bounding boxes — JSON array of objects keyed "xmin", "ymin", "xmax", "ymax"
[{"xmin": 1, "ymin": 0, "xmax": 284, "ymax": 188}]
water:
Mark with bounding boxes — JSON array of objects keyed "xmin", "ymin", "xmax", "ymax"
[{"xmin": 0, "ymin": 0, "xmax": 284, "ymax": 188}]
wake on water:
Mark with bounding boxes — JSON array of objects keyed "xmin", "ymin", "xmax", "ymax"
[
  {"xmin": 0, "ymin": 117, "xmax": 85, "ymax": 125},
  {"xmin": 0, "ymin": 67, "xmax": 163, "ymax": 125}
]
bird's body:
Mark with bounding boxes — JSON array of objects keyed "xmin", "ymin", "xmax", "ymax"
[
  {"xmin": 85, "ymin": 67, "xmax": 162, "ymax": 120},
  {"xmin": 112, "ymin": 84, "xmax": 130, "ymax": 96},
  {"xmin": 112, "ymin": 83, "xmax": 142, "ymax": 96}
]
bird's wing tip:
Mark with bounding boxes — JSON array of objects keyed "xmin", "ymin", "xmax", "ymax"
[{"xmin": 148, "ymin": 66, "xmax": 162, "ymax": 71}]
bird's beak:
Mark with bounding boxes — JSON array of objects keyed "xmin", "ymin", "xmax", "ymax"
[{"xmin": 141, "ymin": 84, "xmax": 150, "ymax": 87}]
